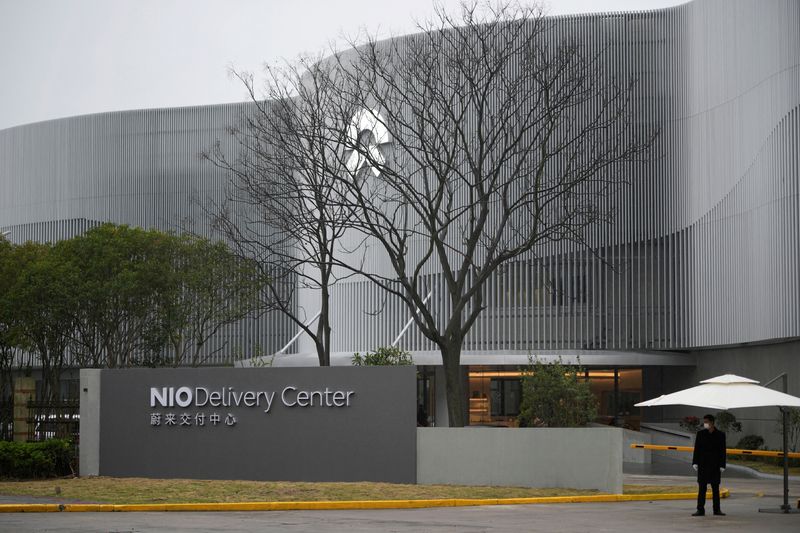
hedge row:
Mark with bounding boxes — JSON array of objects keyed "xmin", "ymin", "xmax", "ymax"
[
  {"xmin": 735, "ymin": 434, "xmax": 800, "ymax": 467},
  {"xmin": 0, "ymin": 439, "xmax": 74, "ymax": 479}
]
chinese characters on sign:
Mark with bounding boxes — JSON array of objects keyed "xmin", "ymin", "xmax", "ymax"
[{"xmin": 150, "ymin": 412, "xmax": 237, "ymax": 428}]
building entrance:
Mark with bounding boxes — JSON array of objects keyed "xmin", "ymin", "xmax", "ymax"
[{"xmin": 465, "ymin": 365, "xmax": 643, "ymax": 428}]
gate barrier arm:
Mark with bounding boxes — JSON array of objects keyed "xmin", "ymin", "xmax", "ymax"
[{"xmin": 630, "ymin": 443, "xmax": 800, "ymax": 459}]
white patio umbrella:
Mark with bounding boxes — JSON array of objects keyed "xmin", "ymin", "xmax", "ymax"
[
  {"xmin": 636, "ymin": 374, "xmax": 800, "ymax": 514},
  {"xmin": 637, "ymin": 374, "xmax": 800, "ymax": 409}
]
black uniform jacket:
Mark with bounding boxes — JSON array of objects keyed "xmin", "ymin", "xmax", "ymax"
[{"xmin": 692, "ymin": 428, "xmax": 727, "ymax": 484}]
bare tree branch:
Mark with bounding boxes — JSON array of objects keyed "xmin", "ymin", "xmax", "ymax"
[{"xmin": 322, "ymin": 1, "xmax": 656, "ymax": 425}]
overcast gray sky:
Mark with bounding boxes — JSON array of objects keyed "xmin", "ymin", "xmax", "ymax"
[{"xmin": 0, "ymin": 0, "xmax": 685, "ymax": 131}]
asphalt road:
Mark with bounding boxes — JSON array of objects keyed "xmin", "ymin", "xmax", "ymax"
[{"xmin": 1, "ymin": 476, "xmax": 798, "ymax": 532}]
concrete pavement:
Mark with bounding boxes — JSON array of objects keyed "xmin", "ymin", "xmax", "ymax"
[
  {"xmin": 0, "ymin": 491, "xmax": 796, "ymax": 532},
  {"xmin": 0, "ymin": 474, "xmax": 798, "ymax": 532}
]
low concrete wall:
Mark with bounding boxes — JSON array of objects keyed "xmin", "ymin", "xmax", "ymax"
[
  {"xmin": 417, "ymin": 427, "xmax": 623, "ymax": 494},
  {"xmin": 623, "ymin": 428, "xmax": 652, "ymax": 464},
  {"xmin": 641, "ymin": 423, "xmax": 694, "ymax": 465},
  {"xmin": 79, "ymin": 369, "xmax": 102, "ymax": 476}
]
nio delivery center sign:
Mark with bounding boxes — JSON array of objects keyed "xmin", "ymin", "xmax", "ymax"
[
  {"xmin": 80, "ymin": 367, "xmax": 416, "ymax": 483},
  {"xmin": 150, "ymin": 384, "xmax": 355, "ymax": 412},
  {"xmin": 146, "ymin": 384, "xmax": 356, "ymax": 429}
]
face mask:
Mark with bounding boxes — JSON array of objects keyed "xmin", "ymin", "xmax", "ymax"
[{"xmin": 703, "ymin": 423, "xmax": 710, "ymax": 429}]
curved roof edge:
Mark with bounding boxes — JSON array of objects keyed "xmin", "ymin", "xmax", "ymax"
[
  {"xmin": 1, "ymin": 0, "xmax": 694, "ymax": 134},
  {"xmin": 240, "ymin": 349, "xmax": 695, "ymax": 367},
  {"xmin": 0, "ymin": 100, "xmax": 254, "ymax": 134}
]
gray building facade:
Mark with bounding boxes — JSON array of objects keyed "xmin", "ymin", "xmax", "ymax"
[{"xmin": 2, "ymin": 0, "xmax": 799, "ymax": 430}]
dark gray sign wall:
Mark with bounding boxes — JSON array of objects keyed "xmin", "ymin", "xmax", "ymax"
[{"xmin": 90, "ymin": 367, "xmax": 416, "ymax": 483}]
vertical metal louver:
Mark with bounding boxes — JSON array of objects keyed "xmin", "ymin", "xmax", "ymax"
[{"xmin": 1, "ymin": 0, "xmax": 799, "ymax": 362}]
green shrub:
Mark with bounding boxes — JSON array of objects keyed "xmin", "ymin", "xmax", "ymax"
[
  {"xmin": 732, "ymin": 434, "xmax": 800, "ymax": 468},
  {"xmin": 715, "ymin": 411, "xmax": 742, "ymax": 433},
  {"xmin": 518, "ymin": 357, "xmax": 597, "ymax": 427},
  {"xmin": 679, "ymin": 416, "xmax": 701, "ymax": 433},
  {"xmin": 736, "ymin": 434, "xmax": 764, "ymax": 450},
  {"xmin": 758, "ymin": 453, "xmax": 800, "ymax": 468},
  {"xmin": 0, "ymin": 439, "xmax": 74, "ymax": 479},
  {"xmin": 352, "ymin": 346, "xmax": 413, "ymax": 366}
]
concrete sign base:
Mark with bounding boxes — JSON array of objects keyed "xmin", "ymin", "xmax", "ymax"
[{"xmin": 80, "ymin": 367, "xmax": 416, "ymax": 483}]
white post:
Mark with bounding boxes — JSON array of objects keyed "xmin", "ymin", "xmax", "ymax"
[
  {"xmin": 275, "ymin": 311, "xmax": 321, "ymax": 355},
  {"xmin": 391, "ymin": 291, "xmax": 433, "ymax": 347}
]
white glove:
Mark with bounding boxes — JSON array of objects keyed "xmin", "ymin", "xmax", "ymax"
[
  {"xmin": 720, "ymin": 467, "xmax": 725, "ymax": 472},
  {"xmin": 692, "ymin": 464, "xmax": 698, "ymax": 471}
]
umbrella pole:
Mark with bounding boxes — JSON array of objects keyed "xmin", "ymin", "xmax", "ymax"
[
  {"xmin": 759, "ymin": 407, "xmax": 797, "ymax": 514},
  {"xmin": 759, "ymin": 372, "xmax": 799, "ymax": 513},
  {"xmin": 782, "ymin": 407, "xmax": 790, "ymax": 512}
]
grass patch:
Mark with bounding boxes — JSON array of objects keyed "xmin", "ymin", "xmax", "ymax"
[
  {"xmin": 622, "ymin": 484, "xmax": 695, "ymax": 495},
  {"xmin": 0, "ymin": 478, "xmax": 594, "ymax": 503},
  {"xmin": 0, "ymin": 478, "xmax": 696, "ymax": 504},
  {"xmin": 728, "ymin": 458, "xmax": 800, "ymax": 476}
]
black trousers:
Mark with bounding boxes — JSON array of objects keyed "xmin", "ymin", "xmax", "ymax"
[{"xmin": 697, "ymin": 482, "xmax": 721, "ymax": 512}]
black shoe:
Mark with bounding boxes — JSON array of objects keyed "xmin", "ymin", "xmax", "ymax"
[
  {"xmin": 713, "ymin": 511, "xmax": 726, "ymax": 516},
  {"xmin": 692, "ymin": 511, "xmax": 705, "ymax": 516}
]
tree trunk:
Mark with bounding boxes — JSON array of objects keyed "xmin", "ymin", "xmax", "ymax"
[
  {"xmin": 441, "ymin": 343, "xmax": 466, "ymax": 427},
  {"xmin": 315, "ymin": 271, "xmax": 332, "ymax": 367},
  {"xmin": 321, "ymin": 285, "xmax": 331, "ymax": 367}
]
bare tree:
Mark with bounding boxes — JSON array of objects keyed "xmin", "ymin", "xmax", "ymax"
[
  {"xmin": 209, "ymin": 1, "xmax": 655, "ymax": 423},
  {"xmin": 206, "ymin": 59, "xmax": 358, "ymax": 366},
  {"xmin": 324, "ymin": 1, "xmax": 656, "ymax": 425}
]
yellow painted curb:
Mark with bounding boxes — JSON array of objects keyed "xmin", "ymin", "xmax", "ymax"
[{"xmin": 0, "ymin": 489, "xmax": 729, "ymax": 513}]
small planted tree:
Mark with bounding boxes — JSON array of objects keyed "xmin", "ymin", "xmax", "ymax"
[
  {"xmin": 58, "ymin": 224, "xmax": 174, "ymax": 369},
  {"xmin": 352, "ymin": 346, "xmax": 413, "ymax": 366},
  {"xmin": 519, "ymin": 357, "xmax": 596, "ymax": 427},
  {"xmin": 714, "ymin": 411, "xmax": 742, "ymax": 434},
  {"xmin": 4, "ymin": 241, "xmax": 78, "ymax": 400},
  {"xmin": 679, "ymin": 416, "xmax": 702, "ymax": 433},
  {"xmin": 0, "ymin": 237, "xmax": 18, "ymax": 400},
  {"xmin": 160, "ymin": 235, "xmax": 265, "ymax": 367},
  {"xmin": 776, "ymin": 408, "xmax": 800, "ymax": 453}
]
